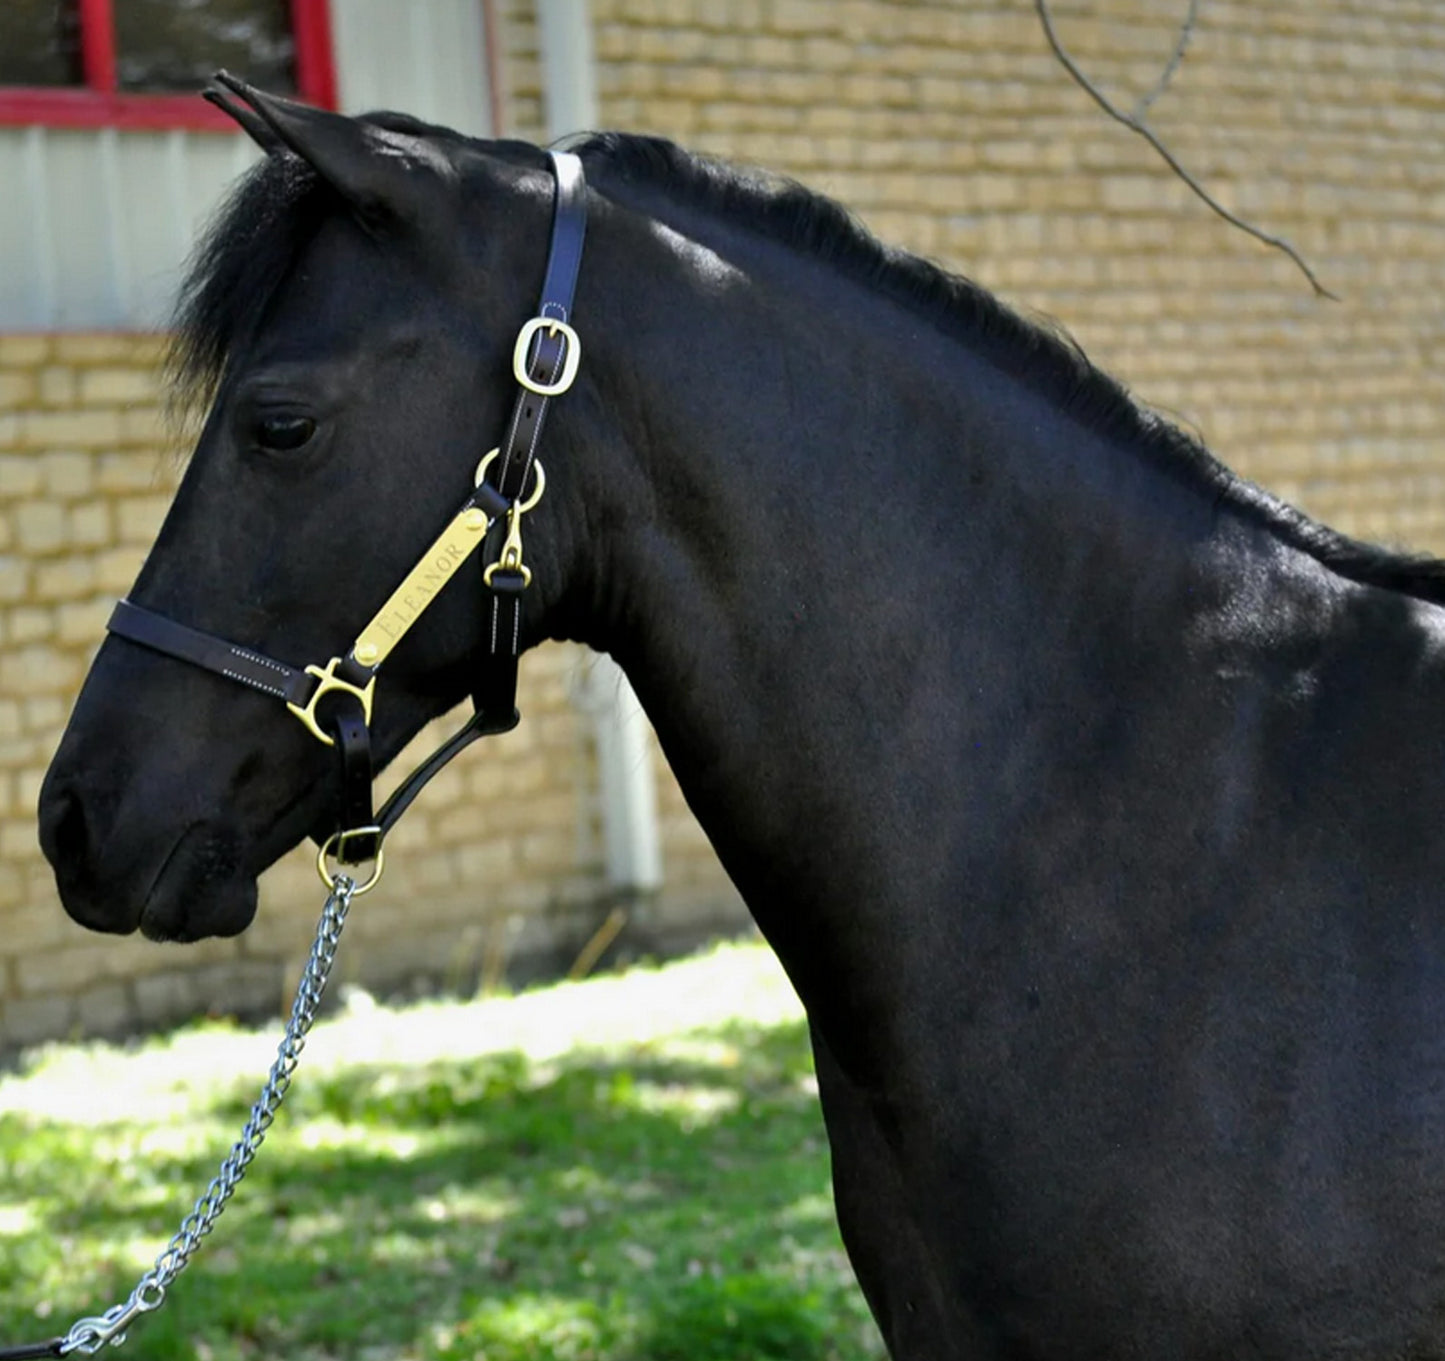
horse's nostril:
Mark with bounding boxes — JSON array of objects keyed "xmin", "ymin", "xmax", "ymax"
[{"xmin": 39, "ymin": 785, "xmax": 89, "ymax": 870}]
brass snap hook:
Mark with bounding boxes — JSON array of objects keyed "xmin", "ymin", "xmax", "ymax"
[{"xmin": 476, "ymin": 454, "xmax": 546, "ymax": 589}]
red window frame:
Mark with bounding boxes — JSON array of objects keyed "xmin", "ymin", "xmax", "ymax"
[{"xmin": 0, "ymin": 0, "xmax": 336, "ymax": 131}]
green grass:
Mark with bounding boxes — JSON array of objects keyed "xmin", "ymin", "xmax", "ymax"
[{"xmin": 0, "ymin": 942, "xmax": 885, "ymax": 1361}]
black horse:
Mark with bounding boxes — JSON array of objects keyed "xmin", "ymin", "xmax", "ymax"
[{"xmin": 38, "ymin": 79, "xmax": 1445, "ymax": 1360}]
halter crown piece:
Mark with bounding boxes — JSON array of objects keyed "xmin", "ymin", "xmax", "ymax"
[{"xmin": 104, "ymin": 149, "xmax": 589, "ymax": 894}]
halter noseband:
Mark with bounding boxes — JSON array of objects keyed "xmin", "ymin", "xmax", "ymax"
[{"xmin": 105, "ymin": 149, "xmax": 588, "ymax": 892}]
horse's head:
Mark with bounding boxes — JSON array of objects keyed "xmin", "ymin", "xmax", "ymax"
[{"xmin": 38, "ymin": 79, "xmax": 596, "ymax": 942}]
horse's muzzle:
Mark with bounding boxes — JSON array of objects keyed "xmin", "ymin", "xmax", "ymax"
[{"xmin": 38, "ymin": 775, "xmax": 258, "ymax": 942}]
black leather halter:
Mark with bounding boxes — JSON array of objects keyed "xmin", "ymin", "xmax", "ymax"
[{"xmin": 105, "ymin": 149, "xmax": 588, "ymax": 887}]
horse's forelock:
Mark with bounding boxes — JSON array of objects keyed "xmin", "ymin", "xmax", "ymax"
[{"xmin": 165, "ymin": 152, "xmax": 330, "ymax": 433}]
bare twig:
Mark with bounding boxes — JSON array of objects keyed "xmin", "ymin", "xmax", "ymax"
[
  {"xmin": 1036, "ymin": 0, "xmax": 1338, "ymax": 300},
  {"xmin": 1133, "ymin": 0, "xmax": 1197, "ymax": 120}
]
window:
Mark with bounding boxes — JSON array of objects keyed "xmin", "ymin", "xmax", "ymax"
[{"xmin": 0, "ymin": 0, "xmax": 335, "ymax": 130}]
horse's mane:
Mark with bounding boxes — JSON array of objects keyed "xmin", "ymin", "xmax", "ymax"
[
  {"xmin": 575, "ymin": 132, "xmax": 1445, "ymax": 608},
  {"xmin": 170, "ymin": 121, "xmax": 1445, "ymax": 607}
]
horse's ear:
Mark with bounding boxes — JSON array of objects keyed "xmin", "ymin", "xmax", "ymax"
[
  {"xmin": 207, "ymin": 71, "xmax": 441, "ymax": 227},
  {"xmin": 203, "ymin": 80, "xmax": 282, "ymax": 153}
]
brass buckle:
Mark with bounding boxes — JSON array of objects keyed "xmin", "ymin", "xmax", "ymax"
[
  {"xmin": 316, "ymin": 827, "xmax": 385, "ymax": 895},
  {"xmin": 513, "ymin": 316, "xmax": 581, "ymax": 397},
  {"xmin": 286, "ymin": 656, "xmax": 376, "ymax": 747}
]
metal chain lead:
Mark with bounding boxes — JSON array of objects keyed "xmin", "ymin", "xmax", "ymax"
[{"xmin": 57, "ymin": 877, "xmax": 358, "ymax": 1356}]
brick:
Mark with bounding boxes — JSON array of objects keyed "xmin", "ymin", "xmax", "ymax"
[
  {"xmin": 19, "ymin": 408, "xmax": 123, "ymax": 451},
  {"xmin": 132, "ymin": 970, "xmax": 198, "ymax": 1026},
  {"xmin": 119, "ymin": 406, "xmax": 168, "ymax": 447},
  {"xmin": 76, "ymin": 983, "xmax": 133, "ymax": 1037},
  {"xmin": 78, "ymin": 367, "xmax": 159, "ymax": 406},
  {"xmin": 0, "ymin": 454, "xmax": 41, "ymax": 497},
  {"xmin": 14, "ymin": 500, "xmax": 66, "ymax": 553},
  {"xmin": 0, "ymin": 861, "xmax": 22, "ymax": 909},
  {"xmin": 94, "ymin": 545, "xmax": 145, "ymax": 593},
  {"xmin": 32, "ymin": 557, "xmax": 94, "ymax": 601},
  {"xmin": 0, "ymin": 820, "xmax": 42, "ymax": 859},
  {"xmin": 96, "ymin": 450, "xmax": 163, "ymax": 492},
  {"xmin": 2, "ymin": 995, "xmax": 75, "ymax": 1048},
  {"xmin": 41, "ymin": 450, "xmax": 93, "ymax": 498},
  {"xmin": 68, "ymin": 501, "xmax": 111, "ymax": 546},
  {"xmin": 23, "ymin": 694, "xmax": 65, "ymax": 732},
  {"xmin": 116, "ymin": 493, "xmax": 171, "ymax": 544},
  {"xmin": 0, "ymin": 643, "xmax": 81, "ymax": 696},
  {"xmin": 50, "ymin": 334, "xmax": 146, "ymax": 363},
  {"xmin": 0, "ymin": 556, "xmax": 29, "ymax": 601},
  {"xmin": 56, "ymin": 598, "xmax": 111, "ymax": 644},
  {"xmin": 770, "ymin": 0, "xmax": 839, "ymax": 34},
  {"xmin": 15, "ymin": 941, "xmax": 125, "ymax": 995},
  {"xmin": 7, "ymin": 606, "xmax": 53, "ymax": 643},
  {"xmin": 37, "ymin": 367, "xmax": 76, "ymax": 407},
  {"xmin": 0, "ymin": 336, "xmax": 50, "ymax": 366},
  {"xmin": 0, "ymin": 372, "xmax": 36, "ymax": 410}
]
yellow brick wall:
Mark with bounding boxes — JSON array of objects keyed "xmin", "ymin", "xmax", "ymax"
[
  {"xmin": 7, "ymin": 0, "xmax": 1445, "ymax": 1044},
  {"xmin": 0, "ymin": 339, "xmax": 745, "ymax": 1050}
]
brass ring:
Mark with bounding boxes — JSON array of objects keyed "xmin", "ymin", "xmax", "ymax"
[
  {"xmin": 316, "ymin": 833, "xmax": 385, "ymax": 896},
  {"xmin": 475, "ymin": 450, "xmax": 546, "ymax": 512}
]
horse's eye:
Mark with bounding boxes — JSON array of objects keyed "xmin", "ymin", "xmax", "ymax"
[{"xmin": 253, "ymin": 414, "xmax": 317, "ymax": 452}]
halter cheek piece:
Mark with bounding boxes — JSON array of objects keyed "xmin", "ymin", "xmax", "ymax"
[{"xmin": 104, "ymin": 150, "xmax": 588, "ymax": 895}]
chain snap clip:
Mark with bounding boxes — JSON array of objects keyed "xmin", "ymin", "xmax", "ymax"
[{"xmin": 476, "ymin": 453, "xmax": 546, "ymax": 589}]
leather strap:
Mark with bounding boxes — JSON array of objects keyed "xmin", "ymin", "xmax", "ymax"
[
  {"xmin": 330, "ymin": 698, "xmax": 377, "ymax": 864},
  {"xmin": 482, "ymin": 149, "xmax": 588, "ymax": 709},
  {"xmin": 107, "ymin": 600, "xmax": 314, "ymax": 708},
  {"xmin": 373, "ymin": 702, "xmax": 520, "ymax": 838},
  {"xmin": 0, "ymin": 1341, "xmax": 65, "ymax": 1361}
]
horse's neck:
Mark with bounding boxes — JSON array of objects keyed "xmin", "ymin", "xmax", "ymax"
[{"xmin": 573, "ymin": 201, "xmax": 1441, "ymax": 1040}]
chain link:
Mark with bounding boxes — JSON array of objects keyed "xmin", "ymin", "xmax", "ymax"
[{"xmin": 57, "ymin": 877, "xmax": 357, "ymax": 1356}]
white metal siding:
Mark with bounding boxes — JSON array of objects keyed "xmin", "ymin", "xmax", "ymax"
[
  {"xmin": 0, "ymin": 0, "xmax": 493, "ymax": 331},
  {"xmin": 331, "ymin": 0, "xmax": 491, "ymax": 134}
]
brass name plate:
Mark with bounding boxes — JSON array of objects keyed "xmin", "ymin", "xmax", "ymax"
[{"xmin": 351, "ymin": 507, "xmax": 491, "ymax": 668}]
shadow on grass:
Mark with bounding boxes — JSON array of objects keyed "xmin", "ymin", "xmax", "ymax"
[{"xmin": 0, "ymin": 1017, "xmax": 885, "ymax": 1361}]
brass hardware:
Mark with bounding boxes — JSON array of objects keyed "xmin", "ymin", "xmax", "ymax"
[
  {"xmin": 484, "ymin": 505, "xmax": 532, "ymax": 587},
  {"xmin": 474, "ymin": 447, "xmax": 501, "ymax": 486},
  {"xmin": 513, "ymin": 316, "xmax": 581, "ymax": 397},
  {"xmin": 349, "ymin": 499, "xmax": 496, "ymax": 670},
  {"xmin": 286, "ymin": 657, "xmax": 376, "ymax": 747},
  {"xmin": 474, "ymin": 451, "xmax": 546, "ymax": 514},
  {"xmin": 316, "ymin": 828, "xmax": 385, "ymax": 894},
  {"xmin": 476, "ymin": 457, "xmax": 546, "ymax": 589}
]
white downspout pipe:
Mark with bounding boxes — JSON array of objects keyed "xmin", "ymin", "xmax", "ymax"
[
  {"xmin": 537, "ymin": 0, "xmax": 599, "ymax": 144},
  {"xmin": 538, "ymin": 0, "xmax": 663, "ymax": 898}
]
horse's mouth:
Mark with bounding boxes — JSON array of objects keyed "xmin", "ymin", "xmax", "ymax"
[{"xmin": 138, "ymin": 821, "xmax": 258, "ymax": 942}]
